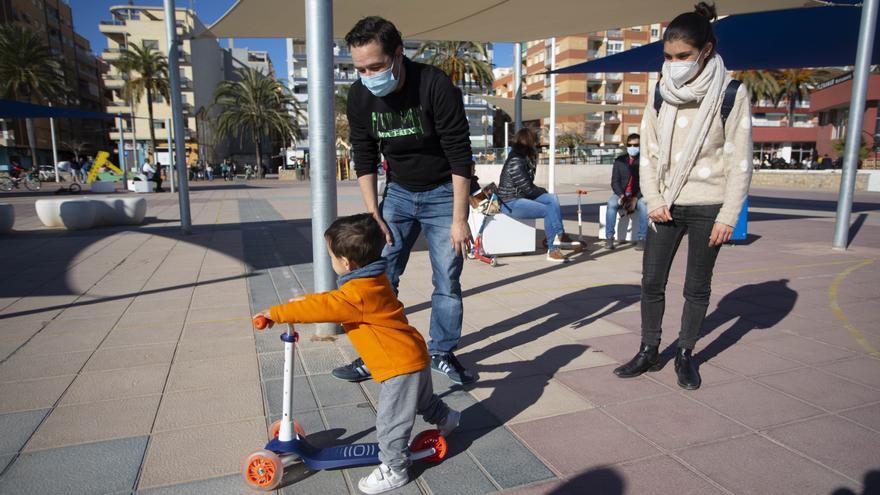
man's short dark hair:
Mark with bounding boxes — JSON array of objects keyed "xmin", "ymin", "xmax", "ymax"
[
  {"xmin": 626, "ymin": 133, "xmax": 640, "ymax": 143},
  {"xmin": 325, "ymin": 213, "xmax": 385, "ymax": 268},
  {"xmin": 344, "ymin": 16, "xmax": 403, "ymax": 57}
]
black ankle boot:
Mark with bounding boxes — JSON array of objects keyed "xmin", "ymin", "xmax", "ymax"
[
  {"xmin": 613, "ymin": 343, "xmax": 660, "ymax": 378},
  {"xmin": 674, "ymin": 347, "xmax": 701, "ymax": 390}
]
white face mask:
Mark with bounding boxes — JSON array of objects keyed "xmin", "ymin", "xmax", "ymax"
[{"xmin": 665, "ymin": 49, "xmax": 706, "ymax": 89}]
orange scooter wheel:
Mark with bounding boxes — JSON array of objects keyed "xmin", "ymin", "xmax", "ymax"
[
  {"xmin": 409, "ymin": 429, "xmax": 448, "ymax": 463},
  {"xmin": 242, "ymin": 449, "xmax": 284, "ymax": 491}
]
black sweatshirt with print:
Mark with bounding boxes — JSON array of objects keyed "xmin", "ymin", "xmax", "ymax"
[{"xmin": 347, "ymin": 57, "xmax": 473, "ymax": 192}]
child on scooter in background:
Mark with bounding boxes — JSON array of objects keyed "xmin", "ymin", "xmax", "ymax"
[{"xmin": 254, "ymin": 213, "xmax": 460, "ymax": 494}]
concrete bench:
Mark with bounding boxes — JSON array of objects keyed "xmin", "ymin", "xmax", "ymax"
[
  {"xmin": 35, "ymin": 197, "xmax": 147, "ymax": 231},
  {"xmin": 127, "ymin": 174, "xmax": 155, "ymax": 193},
  {"xmin": 468, "ymin": 209, "xmax": 537, "ymax": 255},
  {"xmin": 598, "ymin": 204, "xmax": 641, "ymax": 241},
  {"xmin": 90, "ymin": 181, "xmax": 117, "ymax": 193},
  {"xmin": 0, "ymin": 203, "xmax": 13, "ymax": 234}
]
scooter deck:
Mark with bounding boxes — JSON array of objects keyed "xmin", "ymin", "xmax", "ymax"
[{"xmin": 265, "ymin": 436, "xmax": 380, "ymax": 471}]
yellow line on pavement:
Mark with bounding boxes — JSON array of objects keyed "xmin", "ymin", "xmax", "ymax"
[
  {"xmin": 828, "ymin": 259, "xmax": 880, "ymax": 358},
  {"xmin": 716, "ymin": 258, "xmax": 874, "ymax": 276}
]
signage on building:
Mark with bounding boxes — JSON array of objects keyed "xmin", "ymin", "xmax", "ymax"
[{"xmin": 815, "ymin": 72, "xmax": 854, "ymax": 91}]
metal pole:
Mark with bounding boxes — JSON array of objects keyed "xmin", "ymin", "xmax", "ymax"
[
  {"xmin": 305, "ymin": 0, "xmax": 338, "ymax": 335},
  {"xmin": 164, "ymin": 0, "xmax": 191, "ymax": 234},
  {"xmin": 124, "ymin": 32, "xmax": 138, "ymax": 175},
  {"xmin": 48, "ymin": 103, "xmax": 59, "ymax": 183},
  {"xmin": 117, "ymin": 115, "xmax": 126, "ymax": 188},
  {"xmin": 514, "ymin": 42, "xmax": 522, "ymax": 132},
  {"xmin": 833, "ymin": 0, "xmax": 879, "ymax": 250},
  {"xmin": 167, "ymin": 118, "xmax": 175, "ymax": 193},
  {"xmin": 504, "ymin": 120, "xmax": 509, "ymax": 160},
  {"xmin": 549, "ymin": 37, "xmax": 557, "ymax": 194}
]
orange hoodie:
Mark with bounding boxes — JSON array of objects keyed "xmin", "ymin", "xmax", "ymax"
[{"xmin": 268, "ymin": 274, "xmax": 429, "ymax": 382}]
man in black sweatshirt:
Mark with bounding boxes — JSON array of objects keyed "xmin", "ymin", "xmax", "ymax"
[{"xmin": 331, "ymin": 17, "xmax": 476, "ymax": 388}]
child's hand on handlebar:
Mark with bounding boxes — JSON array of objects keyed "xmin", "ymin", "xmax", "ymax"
[{"xmin": 252, "ymin": 311, "xmax": 274, "ymax": 330}]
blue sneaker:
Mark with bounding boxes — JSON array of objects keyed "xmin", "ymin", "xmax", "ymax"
[
  {"xmin": 331, "ymin": 357, "xmax": 371, "ymax": 382},
  {"xmin": 431, "ymin": 352, "xmax": 475, "ymax": 384}
]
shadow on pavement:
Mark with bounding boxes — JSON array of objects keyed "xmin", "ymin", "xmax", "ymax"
[
  {"xmin": 547, "ymin": 467, "xmax": 625, "ymax": 495},
  {"xmin": 831, "ymin": 469, "xmax": 880, "ymax": 495},
  {"xmin": 655, "ymin": 279, "xmax": 798, "ymax": 370}
]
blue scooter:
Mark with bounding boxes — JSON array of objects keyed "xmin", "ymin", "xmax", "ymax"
[{"xmin": 242, "ymin": 316, "xmax": 447, "ymax": 491}]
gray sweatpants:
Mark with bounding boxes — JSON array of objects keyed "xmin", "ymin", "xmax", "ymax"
[{"xmin": 376, "ymin": 367, "xmax": 450, "ymax": 471}]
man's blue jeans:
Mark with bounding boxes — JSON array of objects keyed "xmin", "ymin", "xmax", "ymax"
[
  {"xmin": 606, "ymin": 195, "xmax": 648, "ymax": 241},
  {"xmin": 501, "ymin": 193, "xmax": 564, "ymax": 249},
  {"xmin": 381, "ymin": 182, "xmax": 463, "ymax": 355}
]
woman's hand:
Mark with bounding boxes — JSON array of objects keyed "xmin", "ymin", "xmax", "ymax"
[
  {"xmin": 708, "ymin": 222, "xmax": 733, "ymax": 247},
  {"xmin": 648, "ymin": 206, "xmax": 673, "ymax": 223}
]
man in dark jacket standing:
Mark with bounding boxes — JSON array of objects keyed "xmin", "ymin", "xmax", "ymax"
[
  {"xmin": 605, "ymin": 133, "xmax": 647, "ymax": 251},
  {"xmin": 333, "ymin": 16, "xmax": 475, "ymax": 386}
]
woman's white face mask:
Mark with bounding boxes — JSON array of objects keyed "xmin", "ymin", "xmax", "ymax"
[{"xmin": 664, "ymin": 49, "xmax": 706, "ymax": 89}]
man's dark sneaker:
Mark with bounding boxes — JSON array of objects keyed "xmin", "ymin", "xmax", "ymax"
[
  {"xmin": 331, "ymin": 357, "xmax": 371, "ymax": 382},
  {"xmin": 431, "ymin": 352, "xmax": 475, "ymax": 384},
  {"xmin": 605, "ymin": 239, "xmax": 615, "ymax": 250},
  {"xmin": 634, "ymin": 240, "xmax": 645, "ymax": 251}
]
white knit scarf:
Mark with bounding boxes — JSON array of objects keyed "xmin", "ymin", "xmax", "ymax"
[{"xmin": 654, "ymin": 54, "xmax": 731, "ymax": 207}]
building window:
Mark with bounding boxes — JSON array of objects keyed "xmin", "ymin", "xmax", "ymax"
[
  {"xmin": 143, "ymin": 39, "xmax": 159, "ymax": 50},
  {"xmin": 651, "ymin": 27, "xmax": 660, "ymax": 37},
  {"xmin": 152, "ymin": 120, "xmax": 166, "ymax": 129},
  {"xmin": 628, "ymin": 84, "xmax": 640, "ymax": 95},
  {"xmin": 631, "ymin": 26, "xmax": 641, "ymax": 31},
  {"xmin": 607, "ymin": 41, "xmax": 623, "ymax": 55}
]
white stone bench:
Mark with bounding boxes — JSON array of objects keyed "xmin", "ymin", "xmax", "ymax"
[
  {"xmin": 35, "ymin": 197, "xmax": 147, "ymax": 231},
  {"xmin": 598, "ymin": 204, "xmax": 642, "ymax": 241},
  {"xmin": 127, "ymin": 174, "xmax": 155, "ymax": 193},
  {"xmin": 0, "ymin": 203, "xmax": 14, "ymax": 234},
  {"xmin": 90, "ymin": 181, "xmax": 117, "ymax": 193},
  {"xmin": 468, "ymin": 209, "xmax": 537, "ymax": 255}
]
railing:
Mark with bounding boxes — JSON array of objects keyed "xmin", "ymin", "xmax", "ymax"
[
  {"xmin": 585, "ymin": 112, "xmax": 603, "ymax": 121},
  {"xmin": 587, "ymin": 92, "xmax": 603, "ymax": 102},
  {"xmin": 606, "ymin": 72, "xmax": 624, "ymax": 81},
  {"xmin": 100, "ymin": 20, "xmax": 126, "ymax": 26},
  {"xmin": 605, "ymin": 93, "xmax": 623, "ymax": 103},
  {"xmin": 606, "ymin": 29, "xmax": 623, "ymax": 38},
  {"xmin": 587, "ymin": 49, "xmax": 601, "ymax": 58},
  {"xmin": 605, "ymin": 134, "xmax": 622, "ymax": 143},
  {"xmin": 586, "ymin": 72, "xmax": 604, "ymax": 80},
  {"xmin": 605, "ymin": 112, "xmax": 621, "ymax": 122}
]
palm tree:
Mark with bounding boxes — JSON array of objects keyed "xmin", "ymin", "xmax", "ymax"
[
  {"xmin": 777, "ymin": 69, "xmax": 816, "ymax": 126},
  {"xmin": 733, "ymin": 70, "xmax": 780, "ymax": 105},
  {"xmin": 414, "ymin": 41, "xmax": 494, "ymax": 89},
  {"xmin": 213, "ymin": 67, "xmax": 302, "ymax": 178},
  {"xmin": 115, "ymin": 41, "xmax": 170, "ymax": 159},
  {"xmin": 0, "ymin": 24, "xmax": 69, "ymax": 169},
  {"xmin": 557, "ymin": 132, "xmax": 585, "ymax": 158}
]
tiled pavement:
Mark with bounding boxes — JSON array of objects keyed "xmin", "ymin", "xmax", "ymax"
[{"xmin": 0, "ymin": 181, "xmax": 878, "ymax": 494}]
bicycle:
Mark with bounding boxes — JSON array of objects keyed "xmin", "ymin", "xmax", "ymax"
[{"xmin": 0, "ymin": 171, "xmax": 41, "ymax": 192}]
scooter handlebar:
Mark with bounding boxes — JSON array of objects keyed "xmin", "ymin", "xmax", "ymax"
[{"xmin": 252, "ymin": 315, "xmax": 274, "ymax": 331}]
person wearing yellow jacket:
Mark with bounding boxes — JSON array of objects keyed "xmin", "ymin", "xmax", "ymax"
[{"xmin": 258, "ymin": 213, "xmax": 460, "ymax": 495}]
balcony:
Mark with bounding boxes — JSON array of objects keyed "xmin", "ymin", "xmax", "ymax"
[
  {"xmin": 104, "ymin": 75, "xmax": 125, "ymax": 89},
  {"xmin": 606, "ymin": 29, "xmax": 623, "ymax": 39},
  {"xmin": 605, "ymin": 93, "xmax": 623, "ymax": 103},
  {"xmin": 605, "ymin": 112, "xmax": 621, "ymax": 123},
  {"xmin": 604, "ymin": 134, "xmax": 622, "ymax": 143},
  {"xmin": 587, "ymin": 92, "xmax": 603, "ymax": 102},
  {"xmin": 606, "ymin": 72, "xmax": 624, "ymax": 81},
  {"xmin": 102, "ymin": 48, "xmax": 125, "ymax": 61},
  {"xmin": 99, "ymin": 20, "xmax": 127, "ymax": 38},
  {"xmin": 107, "ymin": 102, "xmax": 131, "ymax": 114},
  {"xmin": 587, "ymin": 49, "xmax": 601, "ymax": 58},
  {"xmin": 585, "ymin": 112, "xmax": 603, "ymax": 121},
  {"xmin": 585, "ymin": 132, "xmax": 603, "ymax": 142},
  {"xmin": 178, "ymin": 53, "xmax": 190, "ymax": 65},
  {"xmin": 179, "ymin": 77, "xmax": 192, "ymax": 89},
  {"xmin": 586, "ymin": 72, "xmax": 604, "ymax": 80}
]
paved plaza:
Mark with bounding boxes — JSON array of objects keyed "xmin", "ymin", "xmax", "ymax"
[{"xmin": 0, "ymin": 179, "xmax": 878, "ymax": 494}]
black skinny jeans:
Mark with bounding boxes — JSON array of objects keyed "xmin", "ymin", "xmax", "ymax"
[{"xmin": 641, "ymin": 204, "xmax": 722, "ymax": 350}]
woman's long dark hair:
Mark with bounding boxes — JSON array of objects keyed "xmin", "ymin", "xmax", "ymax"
[
  {"xmin": 664, "ymin": 2, "xmax": 718, "ymax": 55},
  {"xmin": 510, "ymin": 127, "xmax": 538, "ymax": 163}
]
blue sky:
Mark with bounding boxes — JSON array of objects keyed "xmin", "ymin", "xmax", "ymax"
[{"xmin": 71, "ymin": 1, "xmax": 514, "ymax": 80}]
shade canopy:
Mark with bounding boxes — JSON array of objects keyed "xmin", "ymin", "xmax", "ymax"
[
  {"xmin": 204, "ymin": 0, "xmax": 820, "ymax": 42},
  {"xmin": 479, "ymin": 95, "xmax": 639, "ymax": 121},
  {"xmin": 555, "ymin": 5, "xmax": 875, "ymax": 74},
  {"xmin": 0, "ymin": 99, "xmax": 115, "ymax": 119}
]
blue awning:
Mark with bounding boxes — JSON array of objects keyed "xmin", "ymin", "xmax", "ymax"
[
  {"xmin": 554, "ymin": 5, "xmax": 878, "ymax": 74},
  {"xmin": 0, "ymin": 99, "xmax": 116, "ymax": 119}
]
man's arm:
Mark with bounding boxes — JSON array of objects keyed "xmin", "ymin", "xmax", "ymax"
[
  {"xmin": 450, "ymin": 174, "xmax": 472, "ymax": 256},
  {"xmin": 358, "ymin": 173, "xmax": 392, "ymax": 244}
]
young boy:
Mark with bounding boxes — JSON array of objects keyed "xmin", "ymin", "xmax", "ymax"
[{"xmin": 257, "ymin": 213, "xmax": 460, "ymax": 495}]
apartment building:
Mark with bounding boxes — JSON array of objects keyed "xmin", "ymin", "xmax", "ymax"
[
  {"xmin": 227, "ymin": 45, "xmax": 273, "ymax": 76},
  {"xmin": 0, "ymin": 0, "xmax": 110, "ymax": 166},
  {"xmin": 99, "ymin": 5, "xmax": 227, "ymax": 168},
  {"xmin": 494, "ymin": 25, "xmax": 664, "ymax": 152}
]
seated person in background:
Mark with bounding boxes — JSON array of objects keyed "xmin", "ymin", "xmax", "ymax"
[
  {"xmin": 497, "ymin": 127, "xmax": 581, "ymax": 263},
  {"xmin": 606, "ymin": 133, "xmax": 648, "ymax": 251}
]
